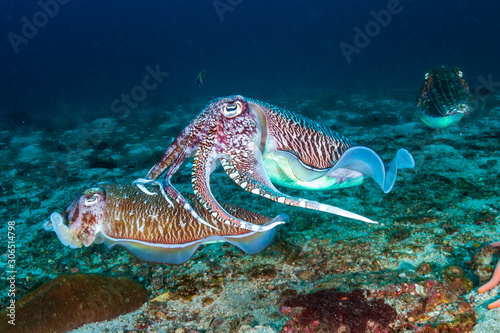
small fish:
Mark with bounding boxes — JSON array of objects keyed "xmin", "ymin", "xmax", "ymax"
[{"xmin": 196, "ymin": 70, "xmax": 207, "ymax": 86}]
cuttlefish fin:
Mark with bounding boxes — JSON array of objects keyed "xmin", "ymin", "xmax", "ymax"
[
  {"xmin": 223, "ymin": 214, "xmax": 287, "ymax": 254},
  {"xmin": 102, "ymin": 234, "xmax": 204, "ymax": 265},
  {"xmin": 101, "ymin": 214, "xmax": 285, "ymax": 265},
  {"xmin": 329, "ymin": 146, "xmax": 415, "ymax": 193},
  {"xmin": 397, "ymin": 104, "xmax": 417, "ymax": 124},
  {"xmin": 222, "ymin": 142, "xmax": 377, "ymax": 224}
]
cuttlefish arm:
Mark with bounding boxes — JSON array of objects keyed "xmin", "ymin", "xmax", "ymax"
[
  {"xmin": 45, "ymin": 183, "xmax": 287, "ymax": 265},
  {"xmin": 136, "ymin": 113, "xmax": 221, "ymax": 230},
  {"xmin": 219, "ymin": 143, "xmax": 377, "ymax": 224},
  {"xmin": 190, "ymin": 123, "xmax": 287, "ymax": 230},
  {"xmin": 138, "ymin": 99, "xmax": 285, "ymax": 232},
  {"xmin": 478, "ymin": 241, "xmax": 500, "ymax": 309}
]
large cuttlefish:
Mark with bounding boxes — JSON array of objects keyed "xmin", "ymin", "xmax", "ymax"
[
  {"xmin": 135, "ymin": 95, "xmax": 415, "ymax": 231},
  {"xmin": 44, "ymin": 183, "xmax": 286, "ymax": 264}
]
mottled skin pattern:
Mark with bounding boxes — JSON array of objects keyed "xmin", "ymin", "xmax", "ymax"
[
  {"xmin": 141, "ymin": 95, "xmax": 375, "ymax": 231},
  {"xmin": 249, "ymin": 99, "xmax": 352, "ymax": 169},
  {"xmin": 61, "ymin": 187, "xmax": 105, "ymax": 246},
  {"xmin": 59, "ymin": 184, "xmax": 273, "ymax": 246},
  {"xmin": 417, "ymin": 67, "xmax": 476, "ymax": 117}
]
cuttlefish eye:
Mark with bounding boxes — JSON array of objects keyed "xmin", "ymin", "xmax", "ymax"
[
  {"xmin": 222, "ymin": 101, "xmax": 243, "ymax": 118},
  {"xmin": 458, "ymin": 70, "xmax": 463, "ymax": 78},
  {"xmin": 424, "ymin": 73, "xmax": 429, "ymax": 80},
  {"xmin": 83, "ymin": 193, "xmax": 101, "ymax": 206}
]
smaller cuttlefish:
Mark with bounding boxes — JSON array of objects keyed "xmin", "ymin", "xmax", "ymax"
[
  {"xmin": 44, "ymin": 183, "xmax": 286, "ymax": 265},
  {"xmin": 398, "ymin": 67, "xmax": 483, "ymax": 129}
]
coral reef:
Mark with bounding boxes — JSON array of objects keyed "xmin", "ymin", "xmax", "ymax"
[{"xmin": 0, "ymin": 93, "xmax": 498, "ymax": 332}]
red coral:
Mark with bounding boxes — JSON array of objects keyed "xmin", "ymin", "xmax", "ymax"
[{"xmin": 281, "ymin": 288, "xmax": 396, "ymax": 333}]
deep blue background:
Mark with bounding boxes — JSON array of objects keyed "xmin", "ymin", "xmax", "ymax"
[{"xmin": 1, "ymin": 0, "xmax": 499, "ymax": 126}]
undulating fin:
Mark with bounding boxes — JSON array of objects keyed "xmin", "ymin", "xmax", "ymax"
[
  {"xmin": 397, "ymin": 104, "xmax": 416, "ymax": 124},
  {"xmin": 101, "ymin": 215, "xmax": 284, "ymax": 264},
  {"xmin": 280, "ymin": 149, "xmax": 329, "ymax": 182},
  {"xmin": 222, "ymin": 214, "xmax": 288, "ymax": 255},
  {"xmin": 382, "ymin": 148, "xmax": 416, "ymax": 193},
  {"xmin": 102, "ymin": 236, "xmax": 205, "ymax": 265},
  {"xmin": 328, "ymin": 146, "xmax": 415, "ymax": 194},
  {"xmin": 419, "ymin": 112, "xmax": 464, "ymax": 129}
]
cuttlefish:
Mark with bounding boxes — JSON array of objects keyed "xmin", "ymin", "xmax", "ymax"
[
  {"xmin": 135, "ymin": 95, "xmax": 415, "ymax": 231},
  {"xmin": 398, "ymin": 67, "xmax": 483, "ymax": 129},
  {"xmin": 44, "ymin": 183, "xmax": 286, "ymax": 265}
]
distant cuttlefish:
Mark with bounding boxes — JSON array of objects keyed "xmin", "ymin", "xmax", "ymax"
[
  {"xmin": 398, "ymin": 67, "xmax": 484, "ymax": 129},
  {"xmin": 44, "ymin": 183, "xmax": 286, "ymax": 264}
]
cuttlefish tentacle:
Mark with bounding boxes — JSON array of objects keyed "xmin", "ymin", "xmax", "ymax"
[{"xmin": 220, "ymin": 146, "xmax": 377, "ymax": 224}]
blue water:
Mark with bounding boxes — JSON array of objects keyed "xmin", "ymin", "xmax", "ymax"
[
  {"xmin": 1, "ymin": 2, "xmax": 500, "ymax": 331},
  {"xmin": 1, "ymin": 0, "xmax": 499, "ymax": 127}
]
